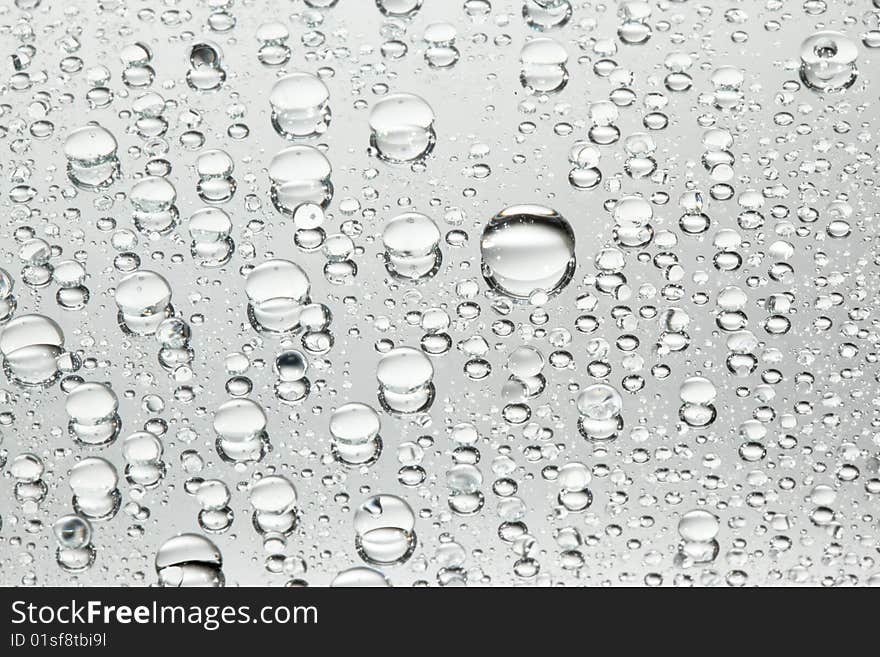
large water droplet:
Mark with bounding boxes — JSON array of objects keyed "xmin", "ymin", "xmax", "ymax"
[{"xmin": 481, "ymin": 205, "xmax": 575, "ymax": 302}]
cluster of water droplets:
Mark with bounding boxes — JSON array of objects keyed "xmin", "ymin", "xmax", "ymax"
[{"xmin": 2, "ymin": 0, "xmax": 880, "ymax": 588}]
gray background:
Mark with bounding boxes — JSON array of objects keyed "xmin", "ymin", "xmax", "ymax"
[{"xmin": 0, "ymin": 0, "xmax": 878, "ymax": 586}]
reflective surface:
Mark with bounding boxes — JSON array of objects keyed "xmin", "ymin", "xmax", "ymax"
[{"xmin": 1, "ymin": 0, "xmax": 879, "ymax": 587}]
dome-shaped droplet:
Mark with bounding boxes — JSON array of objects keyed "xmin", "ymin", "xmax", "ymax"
[
  {"xmin": 274, "ymin": 349, "xmax": 308, "ymax": 381},
  {"xmin": 245, "ymin": 259, "xmax": 310, "ymax": 334},
  {"xmin": 155, "ymin": 533, "xmax": 224, "ymax": 587},
  {"xmin": 114, "ymin": 270, "xmax": 173, "ymax": 335},
  {"xmin": 382, "ymin": 212, "xmax": 442, "ymax": 280},
  {"xmin": 377, "ymin": 346, "xmax": 434, "ymax": 394},
  {"xmin": 250, "ymin": 475, "xmax": 298, "ymax": 535},
  {"xmin": 679, "ymin": 376, "xmax": 716, "ymax": 405},
  {"xmin": 330, "ymin": 402, "xmax": 381, "ymax": 445},
  {"xmin": 354, "ymin": 494, "xmax": 417, "ymax": 565},
  {"xmin": 376, "ymin": 0, "xmax": 423, "ymax": 18},
  {"xmin": 64, "ymin": 124, "xmax": 118, "ymax": 165},
  {"xmin": 368, "ymin": 93, "xmax": 436, "ymax": 163},
  {"xmin": 53, "ymin": 514, "xmax": 96, "ymax": 572},
  {"xmin": 69, "ymin": 457, "xmax": 120, "ymax": 520},
  {"xmin": 520, "ymin": 38, "xmax": 569, "ymax": 93},
  {"xmin": 65, "ymin": 382, "xmax": 117, "ymax": 425},
  {"xmin": 331, "ymin": 567, "xmax": 391, "ymax": 587},
  {"xmin": 480, "ymin": 205, "xmax": 575, "ymax": 302},
  {"xmin": 54, "ymin": 514, "xmax": 93, "ymax": 549},
  {"xmin": 269, "ymin": 72, "xmax": 331, "ymax": 139},
  {"xmin": 678, "ymin": 509, "xmax": 720, "ymax": 542},
  {"xmin": 122, "ymin": 431, "xmax": 163, "ymax": 463},
  {"xmin": 213, "ymin": 398, "xmax": 269, "ymax": 463},
  {"xmin": 66, "ymin": 381, "xmax": 120, "ymax": 446},
  {"xmin": 329, "ymin": 402, "xmax": 383, "ymax": 466},
  {"xmin": 800, "ymin": 31, "xmax": 858, "ymax": 92},
  {"xmin": 64, "ymin": 123, "xmax": 119, "ymax": 189},
  {"xmin": 189, "ymin": 208, "xmax": 234, "ymax": 266},
  {"xmin": 268, "ymin": 145, "xmax": 333, "ymax": 212},
  {"xmin": 0, "ymin": 313, "xmax": 65, "ymax": 386},
  {"xmin": 576, "ymin": 383, "xmax": 623, "ymax": 442},
  {"xmin": 376, "ymin": 346, "xmax": 435, "ymax": 415}
]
